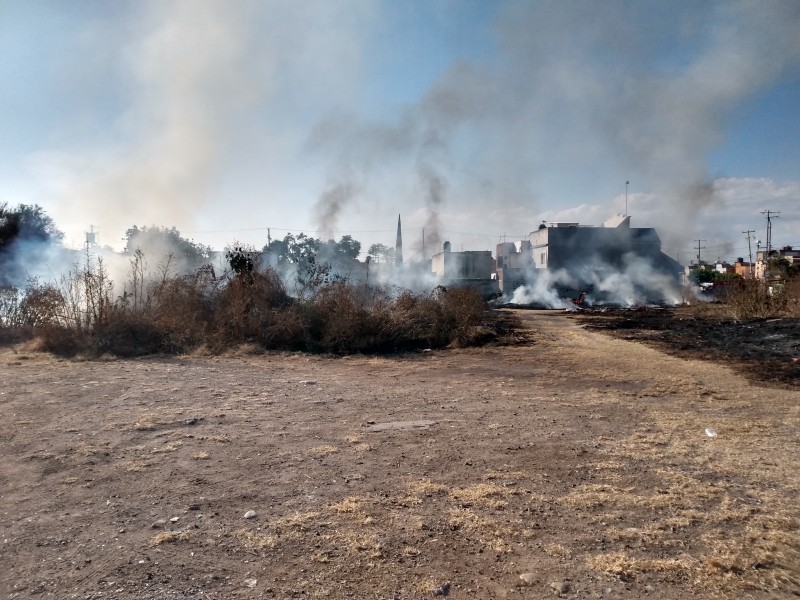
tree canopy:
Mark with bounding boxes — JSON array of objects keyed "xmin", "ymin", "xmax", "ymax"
[
  {"xmin": 263, "ymin": 233, "xmax": 361, "ymax": 268},
  {"xmin": 123, "ymin": 226, "xmax": 212, "ymax": 268},
  {"xmin": 0, "ymin": 203, "xmax": 63, "ymax": 253}
]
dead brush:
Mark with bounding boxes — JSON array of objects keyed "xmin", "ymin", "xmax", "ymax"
[
  {"xmin": 10, "ymin": 248, "xmax": 508, "ymax": 356},
  {"xmin": 211, "ymin": 268, "xmax": 291, "ymax": 346},
  {"xmin": 724, "ymin": 280, "xmax": 789, "ymax": 320}
]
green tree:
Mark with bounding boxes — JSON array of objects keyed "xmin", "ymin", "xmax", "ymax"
[
  {"xmin": 367, "ymin": 243, "xmax": 395, "ymax": 263},
  {"xmin": 0, "ymin": 203, "xmax": 64, "ymax": 286},
  {"xmin": 767, "ymin": 257, "xmax": 800, "ymax": 280},
  {"xmin": 123, "ymin": 226, "xmax": 211, "ymax": 269},
  {"xmin": 0, "ymin": 203, "xmax": 63, "ymax": 252}
]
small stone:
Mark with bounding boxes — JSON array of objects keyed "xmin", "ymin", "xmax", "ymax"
[
  {"xmin": 243, "ymin": 578, "xmax": 257, "ymax": 588},
  {"xmin": 432, "ymin": 581, "xmax": 450, "ymax": 596},
  {"xmin": 170, "ymin": 517, "xmax": 179, "ymax": 523},
  {"xmin": 299, "ymin": 380, "xmax": 316, "ymax": 385},
  {"xmin": 187, "ymin": 504, "xmax": 201, "ymax": 511},
  {"xmin": 519, "ymin": 573, "xmax": 536, "ymax": 585},
  {"xmin": 550, "ymin": 580, "xmax": 570, "ymax": 595},
  {"xmin": 151, "ymin": 519, "xmax": 166, "ymax": 529},
  {"xmin": 243, "ymin": 510, "xmax": 257, "ymax": 519}
]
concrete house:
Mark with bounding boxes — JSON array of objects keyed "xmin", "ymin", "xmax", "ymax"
[
  {"xmin": 526, "ymin": 214, "xmax": 682, "ymax": 302},
  {"xmin": 495, "ymin": 241, "xmax": 533, "ymax": 293},
  {"xmin": 431, "ymin": 241, "xmax": 499, "ymax": 297}
]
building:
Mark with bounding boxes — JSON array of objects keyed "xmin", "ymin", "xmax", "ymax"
[
  {"xmin": 495, "ymin": 241, "xmax": 533, "ymax": 293},
  {"xmin": 714, "ymin": 261, "xmax": 736, "ymax": 275},
  {"xmin": 756, "ymin": 246, "xmax": 800, "ymax": 280},
  {"xmin": 734, "ymin": 260, "xmax": 755, "ymax": 279},
  {"xmin": 524, "ymin": 214, "xmax": 682, "ymax": 302},
  {"xmin": 431, "ymin": 241, "xmax": 499, "ymax": 297}
]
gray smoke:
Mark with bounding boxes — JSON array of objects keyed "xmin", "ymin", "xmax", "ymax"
[
  {"xmin": 417, "ymin": 165, "xmax": 445, "ymax": 257},
  {"xmin": 309, "ymin": 1, "xmax": 800, "ymax": 256},
  {"xmin": 313, "ymin": 181, "xmax": 359, "ymax": 240},
  {"xmin": 19, "ymin": 1, "xmax": 800, "ymax": 262}
]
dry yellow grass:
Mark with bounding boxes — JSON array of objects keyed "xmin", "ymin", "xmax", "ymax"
[
  {"xmin": 331, "ymin": 497, "xmax": 363, "ymax": 514},
  {"xmin": 234, "ymin": 529, "xmax": 277, "ymax": 551},
  {"xmin": 190, "ymin": 451, "xmax": 209, "ymax": 460},
  {"xmin": 151, "ymin": 531, "xmax": 194, "ymax": 546},
  {"xmin": 450, "ymin": 482, "xmax": 511, "ymax": 510},
  {"xmin": 573, "ymin": 394, "xmax": 800, "ymax": 597},
  {"xmin": 589, "ymin": 553, "xmax": 693, "ymax": 579},
  {"xmin": 407, "ymin": 479, "xmax": 449, "ymax": 496},
  {"xmin": 151, "ymin": 441, "xmax": 181, "ymax": 453},
  {"xmin": 307, "ymin": 445, "xmax": 340, "ymax": 458}
]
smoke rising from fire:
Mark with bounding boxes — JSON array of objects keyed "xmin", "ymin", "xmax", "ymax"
[
  {"xmin": 11, "ymin": 1, "xmax": 800, "ymax": 259},
  {"xmin": 309, "ymin": 1, "xmax": 800, "ymax": 256}
]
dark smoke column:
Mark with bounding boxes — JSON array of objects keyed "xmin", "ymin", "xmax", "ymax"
[{"xmin": 395, "ymin": 214, "xmax": 403, "ymax": 266}]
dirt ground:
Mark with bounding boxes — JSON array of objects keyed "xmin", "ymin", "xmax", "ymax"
[
  {"xmin": 574, "ymin": 305, "xmax": 799, "ymax": 389},
  {"xmin": 1, "ymin": 309, "xmax": 798, "ymax": 599}
]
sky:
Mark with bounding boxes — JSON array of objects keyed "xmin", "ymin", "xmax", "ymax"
[{"xmin": 1, "ymin": 0, "xmax": 799, "ymax": 263}]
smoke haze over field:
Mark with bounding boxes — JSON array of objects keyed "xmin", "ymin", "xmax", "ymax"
[{"xmin": 1, "ymin": 1, "xmax": 799, "ymax": 261}]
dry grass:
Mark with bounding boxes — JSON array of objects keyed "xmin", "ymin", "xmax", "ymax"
[
  {"xmin": 406, "ymin": 479, "xmax": 449, "ymax": 496},
  {"xmin": 589, "ymin": 553, "xmax": 693, "ymax": 579},
  {"xmin": 190, "ymin": 451, "xmax": 209, "ymax": 460},
  {"xmin": 151, "ymin": 531, "xmax": 194, "ymax": 546},
  {"xmin": 151, "ymin": 441, "xmax": 181, "ymax": 453},
  {"xmin": 449, "ymin": 483, "xmax": 512, "ymax": 510},
  {"xmin": 307, "ymin": 445, "xmax": 340, "ymax": 458},
  {"xmin": 331, "ymin": 497, "xmax": 363, "ymax": 514},
  {"xmin": 572, "ymin": 395, "xmax": 800, "ymax": 596},
  {"xmin": 234, "ymin": 529, "xmax": 277, "ymax": 551}
]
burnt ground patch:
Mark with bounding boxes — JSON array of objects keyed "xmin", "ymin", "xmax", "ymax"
[{"xmin": 573, "ymin": 305, "xmax": 800, "ymax": 388}]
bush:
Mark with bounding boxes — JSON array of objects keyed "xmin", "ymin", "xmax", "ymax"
[
  {"xmin": 724, "ymin": 279, "xmax": 798, "ymax": 320},
  {"xmin": 4, "ymin": 249, "xmax": 503, "ymax": 357}
]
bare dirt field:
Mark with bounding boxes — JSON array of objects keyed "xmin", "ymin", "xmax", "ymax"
[{"xmin": 2, "ymin": 310, "xmax": 798, "ymax": 599}]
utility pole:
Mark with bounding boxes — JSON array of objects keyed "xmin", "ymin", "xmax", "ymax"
[
  {"xmin": 742, "ymin": 230, "xmax": 755, "ymax": 278},
  {"xmin": 694, "ymin": 239, "xmax": 707, "ymax": 264},
  {"xmin": 267, "ymin": 228, "xmax": 271, "ymax": 247},
  {"xmin": 760, "ymin": 210, "xmax": 780, "ymax": 256}
]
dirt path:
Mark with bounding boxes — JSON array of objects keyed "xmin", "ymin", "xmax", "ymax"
[{"xmin": 1, "ymin": 310, "xmax": 798, "ymax": 599}]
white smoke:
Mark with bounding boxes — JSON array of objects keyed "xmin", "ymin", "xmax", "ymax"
[
  {"xmin": 509, "ymin": 269, "xmax": 575, "ymax": 310},
  {"xmin": 6, "ymin": 1, "xmax": 799, "ymax": 261}
]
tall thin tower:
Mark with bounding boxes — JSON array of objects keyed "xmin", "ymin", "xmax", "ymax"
[{"xmin": 395, "ymin": 214, "xmax": 403, "ymax": 266}]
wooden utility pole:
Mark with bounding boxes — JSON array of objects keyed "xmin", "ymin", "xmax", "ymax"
[
  {"xmin": 694, "ymin": 239, "xmax": 707, "ymax": 264},
  {"xmin": 743, "ymin": 230, "xmax": 755, "ymax": 278},
  {"xmin": 760, "ymin": 210, "xmax": 780, "ymax": 255}
]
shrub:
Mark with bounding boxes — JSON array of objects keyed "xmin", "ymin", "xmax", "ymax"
[
  {"xmin": 5, "ymin": 247, "xmax": 504, "ymax": 357},
  {"xmin": 726, "ymin": 280, "xmax": 790, "ymax": 320}
]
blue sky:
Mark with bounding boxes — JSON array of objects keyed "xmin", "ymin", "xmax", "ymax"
[{"xmin": 1, "ymin": 0, "xmax": 798, "ymax": 261}]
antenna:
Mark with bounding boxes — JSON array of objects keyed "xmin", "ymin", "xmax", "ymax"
[
  {"xmin": 85, "ymin": 225, "xmax": 97, "ymax": 248},
  {"xmin": 625, "ymin": 180, "xmax": 629, "ymax": 218}
]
